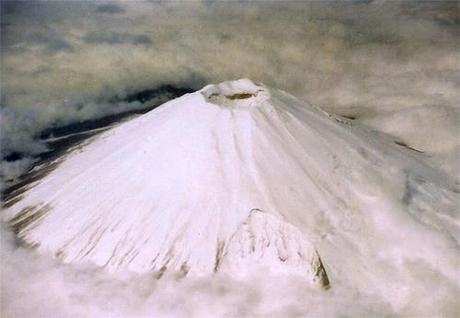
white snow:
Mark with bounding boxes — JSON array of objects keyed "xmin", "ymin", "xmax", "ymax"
[{"xmin": 2, "ymin": 79, "xmax": 459, "ymax": 317}]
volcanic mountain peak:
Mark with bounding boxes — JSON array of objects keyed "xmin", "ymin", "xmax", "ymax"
[{"xmin": 2, "ymin": 80, "xmax": 459, "ymax": 299}]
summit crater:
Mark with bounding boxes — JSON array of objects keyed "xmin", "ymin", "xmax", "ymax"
[{"xmin": 201, "ymin": 79, "xmax": 269, "ymax": 108}]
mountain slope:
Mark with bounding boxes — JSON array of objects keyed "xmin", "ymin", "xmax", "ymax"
[{"xmin": 2, "ymin": 79, "xmax": 459, "ymax": 314}]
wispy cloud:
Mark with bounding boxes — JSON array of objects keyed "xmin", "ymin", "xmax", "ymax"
[
  {"xmin": 96, "ymin": 3, "xmax": 125, "ymax": 14},
  {"xmin": 28, "ymin": 32, "xmax": 74, "ymax": 52},
  {"xmin": 83, "ymin": 31, "xmax": 152, "ymax": 46}
]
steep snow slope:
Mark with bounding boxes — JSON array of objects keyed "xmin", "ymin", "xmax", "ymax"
[{"xmin": 3, "ymin": 79, "xmax": 459, "ymax": 315}]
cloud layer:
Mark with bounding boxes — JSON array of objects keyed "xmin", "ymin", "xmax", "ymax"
[{"xmin": 0, "ymin": 225, "xmax": 404, "ymax": 317}]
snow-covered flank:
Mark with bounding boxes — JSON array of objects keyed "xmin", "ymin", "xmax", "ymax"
[{"xmin": 3, "ymin": 79, "xmax": 459, "ymax": 313}]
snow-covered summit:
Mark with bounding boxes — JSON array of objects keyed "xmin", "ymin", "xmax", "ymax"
[{"xmin": 3, "ymin": 80, "xmax": 459, "ymax": 309}]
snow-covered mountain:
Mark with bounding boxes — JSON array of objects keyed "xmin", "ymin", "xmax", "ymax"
[{"xmin": 3, "ymin": 79, "xmax": 459, "ymax": 313}]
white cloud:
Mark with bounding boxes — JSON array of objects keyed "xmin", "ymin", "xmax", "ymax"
[{"xmin": 1, "ymin": 225, "xmax": 396, "ymax": 317}]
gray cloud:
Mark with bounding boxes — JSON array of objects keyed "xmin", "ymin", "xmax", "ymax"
[
  {"xmin": 83, "ymin": 31, "xmax": 152, "ymax": 46},
  {"xmin": 96, "ymin": 3, "xmax": 125, "ymax": 14},
  {"xmin": 29, "ymin": 32, "xmax": 73, "ymax": 52}
]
